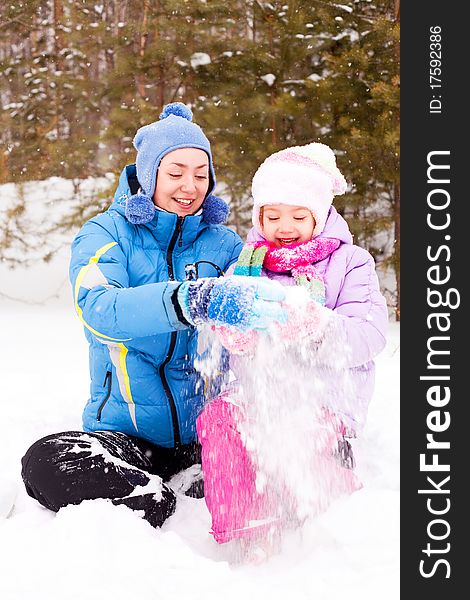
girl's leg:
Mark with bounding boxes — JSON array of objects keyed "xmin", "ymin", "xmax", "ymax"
[
  {"xmin": 304, "ymin": 410, "xmax": 362, "ymax": 517},
  {"xmin": 196, "ymin": 396, "xmax": 279, "ymax": 544},
  {"xmin": 21, "ymin": 430, "xmax": 180, "ymax": 528}
]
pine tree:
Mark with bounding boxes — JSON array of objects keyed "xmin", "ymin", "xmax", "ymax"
[
  {"xmin": 308, "ymin": 0, "xmax": 399, "ymax": 316},
  {"xmin": 0, "ymin": 0, "xmax": 399, "ymax": 316}
]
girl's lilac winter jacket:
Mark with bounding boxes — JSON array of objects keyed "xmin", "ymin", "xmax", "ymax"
[{"xmin": 227, "ymin": 206, "xmax": 389, "ymax": 434}]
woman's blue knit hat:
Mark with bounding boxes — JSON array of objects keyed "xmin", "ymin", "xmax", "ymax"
[{"xmin": 126, "ymin": 102, "xmax": 229, "ymax": 225}]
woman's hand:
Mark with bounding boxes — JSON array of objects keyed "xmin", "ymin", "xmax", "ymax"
[{"xmin": 176, "ymin": 275, "xmax": 287, "ymax": 331}]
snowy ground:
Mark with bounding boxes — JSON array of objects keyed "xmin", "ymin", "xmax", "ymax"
[
  {"xmin": 0, "ymin": 291, "xmax": 399, "ymax": 599},
  {"xmin": 0, "ymin": 186, "xmax": 399, "ymax": 598}
]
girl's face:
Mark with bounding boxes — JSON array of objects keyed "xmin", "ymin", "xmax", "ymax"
[
  {"xmin": 153, "ymin": 148, "xmax": 210, "ymax": 216},
  {"xmin": 260, "ymin": 204, "xmax": 316, "ymax": 247}
]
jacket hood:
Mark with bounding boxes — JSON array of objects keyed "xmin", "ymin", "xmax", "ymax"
[
  {"xmin": 246, "ymin": 206, "xmax": 353, "ymax": 245},
  {"xmin": 111, "ymin": 165, "xmax": 137, "ymax": 216}
]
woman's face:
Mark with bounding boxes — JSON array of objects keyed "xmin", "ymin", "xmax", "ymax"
[
  {"xmin": 260, "ymin": 204, "xmax": 316, "ymax": 247},
  {"xmin": 153, "ymin": 148, "xmax": 210, "ymax": 216}
]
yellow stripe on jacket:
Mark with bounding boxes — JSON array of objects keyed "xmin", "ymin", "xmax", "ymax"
[
  {"xmin": 107, "ymin": 342, "xmax": 138, "ymax": 431},
  {"xmin": 74, "ymin": 241, "xmax": 131, "ymax": 342}
]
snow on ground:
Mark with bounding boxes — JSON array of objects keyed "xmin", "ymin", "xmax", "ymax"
[
  {"xmin": 0, "ymin": 282, "xmax": 399, "ymax": 599},
  {"xmin": 0, "ymin": 177, "xmax": 399, "ymax": 599}
]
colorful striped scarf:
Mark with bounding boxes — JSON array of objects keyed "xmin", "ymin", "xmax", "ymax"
[{"xmin": 233, "ymin": 238, "xmax": 340, "ymax": 305}]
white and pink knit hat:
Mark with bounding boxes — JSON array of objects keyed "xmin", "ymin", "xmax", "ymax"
[{"xmin": 251, "ymin": 142, "xmax": 348, "ymax": 238}]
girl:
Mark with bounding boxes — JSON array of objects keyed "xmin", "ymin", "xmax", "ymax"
[{"xmin": 196, "ymin": 142, "xmax": 389, "ymax": 557}]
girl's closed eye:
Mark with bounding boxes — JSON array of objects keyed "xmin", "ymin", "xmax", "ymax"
[
  {"xmin": 169, "ymin": 173, "xmax": 182, "ymax": 178},
  {"xmin": 294, "ymin": 217, "xmax": 306, "ymax": 221}
]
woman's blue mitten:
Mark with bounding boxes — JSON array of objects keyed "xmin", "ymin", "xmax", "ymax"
[{"xmin": 177, "ymin": 276, "xmax": 287, "ymax": 331}]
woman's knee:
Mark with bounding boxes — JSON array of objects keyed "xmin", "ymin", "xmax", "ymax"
[
  {"xmin": 21, "ymin": 432, "xmax": 178, "ymax": 528},
  {"xmin": 21, "ymin": 430, "xmax": 156, "ymax": 511},
  {"xmin": 21, "ymin": 432, "xmax": 75, "ymax": 511}
]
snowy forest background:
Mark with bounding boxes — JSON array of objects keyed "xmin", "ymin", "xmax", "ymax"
[{"xmin": 0, "ymin": 0, "xmax": 400, "ymax": 316}]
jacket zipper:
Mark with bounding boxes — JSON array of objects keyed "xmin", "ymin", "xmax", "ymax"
[
  {"xmin": 161, "ymin": 216, "xmax": 184, "ymax": 447},
  {"xmin": 166, "ymin": 216, "xmax": 183, "ymax": 279},
  {"xmin": 97, "ymin": 370, "xmax": 112, "ymax": 422}
]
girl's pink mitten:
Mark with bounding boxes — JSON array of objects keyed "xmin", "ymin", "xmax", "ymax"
[
  {"xmin": 213, "ymin": 325, "xmax": 258, "ymax": 356},
  {"xmin": 273, "ymin": 301, "xmax": 329, "ymax": 343}
]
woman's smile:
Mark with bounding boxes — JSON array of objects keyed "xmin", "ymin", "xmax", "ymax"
[{"xmin": 173, "ymin": 197, "xmax": 196, "ymax": 209}]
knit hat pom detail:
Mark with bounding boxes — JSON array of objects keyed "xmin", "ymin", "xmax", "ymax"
[
  {"xmin": 298, "ymin": 142, "xmax": 347, "ymax": 195},
  {"xmin": 125, "ymin": 192, "xmax": 155, "ymax": 225},
  {"xmin": 159, "ymin": 102, "xmax": 193, "ymax": 122},
  {"xmin": 133, "ymin": 102, "xmax": 213, "ymax": 199},
  {"xmin": 202, "ymin": 194, "xmax": 230, "ymax": 224}
]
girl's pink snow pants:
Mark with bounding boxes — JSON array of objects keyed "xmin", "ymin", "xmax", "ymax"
[{"xmin": 196, "ymin": 394, "xmax": 361, "ymax": 544}]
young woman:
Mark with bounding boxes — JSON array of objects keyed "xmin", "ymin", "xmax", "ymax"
[{"xmin": 21, "ymin": 103, "xmax": 286, "ymax": 528}]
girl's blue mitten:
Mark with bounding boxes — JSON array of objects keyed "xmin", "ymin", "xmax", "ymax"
[{"xmin": 176, "ymin": 275, "xmax": 287, "ymax": 331}]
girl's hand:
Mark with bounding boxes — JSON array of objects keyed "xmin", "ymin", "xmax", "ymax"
[
  {"xmin": 212, "ymin": 325, "xmax": 258, "ymax": 356},
  {"xmin": 272, "ymin": 301, "xmax": 330, "ymax": 343}
]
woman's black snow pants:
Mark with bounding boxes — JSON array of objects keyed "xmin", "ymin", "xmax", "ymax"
[{"xmin": 21, "ymin": 430, "xmax": 202, "ymax": 529}]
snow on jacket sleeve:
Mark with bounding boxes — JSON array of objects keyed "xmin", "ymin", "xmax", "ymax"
[
  {"xmin": 315, "ymin": 247, "xmax": 388, "ymax": 369},
  {"xmin": 69, "ymin": 216, "xmax": 187, "ymax": 341}
]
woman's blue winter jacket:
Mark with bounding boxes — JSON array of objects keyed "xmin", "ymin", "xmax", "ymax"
[{"xmin": 69, "ymin": 165, "xmax": 243, "ymax": 447}]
